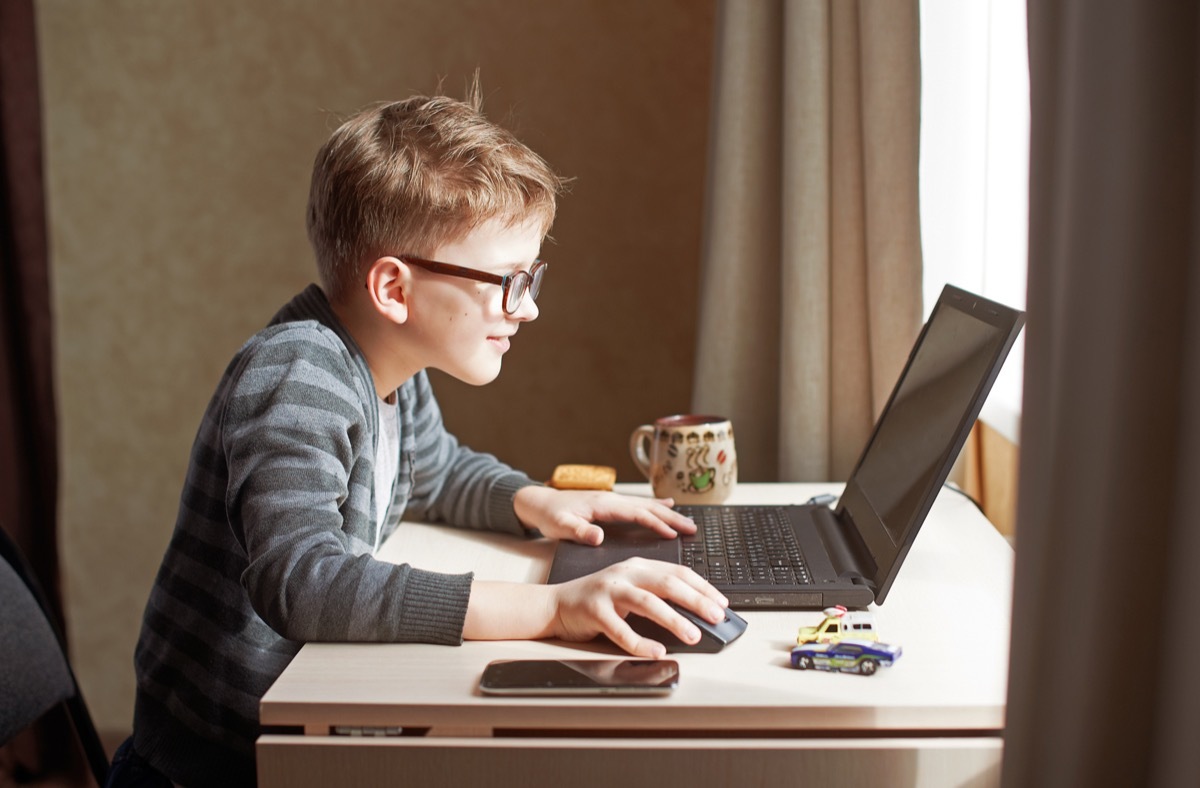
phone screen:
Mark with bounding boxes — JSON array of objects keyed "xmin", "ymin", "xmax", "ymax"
[{"xmin": 479, "ymin": 659, "xmax": 680, "ymax": 696}]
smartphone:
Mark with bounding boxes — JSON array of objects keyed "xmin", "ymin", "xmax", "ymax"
[{"xmin": 479, "ymin": 659, "xmax": 680, "ymax": 696}]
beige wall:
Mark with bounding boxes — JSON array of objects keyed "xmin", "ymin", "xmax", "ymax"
[{"xmin": 36, "ymin": 1, "xmax": 715, "ymax": 732}]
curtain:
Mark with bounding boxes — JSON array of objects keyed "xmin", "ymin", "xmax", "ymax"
[
  {"xmin": 1, "ymin": 0, "xmax": 59, "ymax": 618},
  {"xmin": 1003, "ymin": 2, "xmax": 1200, "ymax": 786},
  {"xmin": 692, "ymin": 0, "xmax": 923, "ymax": 482},
  {"xmin": 0, "ymin": 0, "xmax": 73, "ymax": 780}
]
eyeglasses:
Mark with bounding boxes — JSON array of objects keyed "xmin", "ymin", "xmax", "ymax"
[{"xmin": 399, "ymin": 255, "xmax": 547, "ymax": 315}]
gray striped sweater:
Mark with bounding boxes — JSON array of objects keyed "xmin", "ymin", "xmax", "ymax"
[{"xmin": 131, "ymin": 284, "xmax": 534, "ymax": 786}]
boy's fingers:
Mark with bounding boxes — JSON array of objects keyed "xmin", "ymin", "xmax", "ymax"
[
  {"xmin": 625, "ymin": 590, "xmax": 704, "ymax": 646},
  {"xmin": 622, "ymin": 505, "xmax": 695, "ymax": 539},
  {"xmin": 635, "ymin": 559, "xmax": 729, "ymax": 610},
  {"xmin": 573, "ymin": 521, "xmax": 603, "ymax": 546},
  {"xmin": 583, "ymin": 494, "xmax": 696, "ymax": 537},
  {"xmin": 629, "ymin": 515, "xmax": 678, "ymax": 539},
  {"xmin": 598, "ymin": 610, "xmax": 667, "ymax": 658},
  {"xmin": 655, "ymin": 504, "xmax": 698, "ymax": 533},
  {"xmin": 653, "ymin": 574, "xmax": 726, "ymax": 625}
]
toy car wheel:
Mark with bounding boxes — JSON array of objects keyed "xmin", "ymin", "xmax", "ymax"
[
  {"xmin": 797, "ymin": 655, "xmax": 814, "ymax": 670},
  {"xmin": 859, "ymin": 659, "xmax": 878, "ymax": 676}
]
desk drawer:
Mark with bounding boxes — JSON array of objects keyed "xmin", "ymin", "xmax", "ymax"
[{"xmin": 258, "ymin": 735, "xmax": 1002, "ymax": 788}]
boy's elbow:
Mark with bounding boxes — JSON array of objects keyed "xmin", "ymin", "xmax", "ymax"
[
  {"xmin": 242, "ymin": 558, "xmax": 320, "ymax": 640},
  {"xmin": 248, "ymin": 588, "xmax": 329, "ymax": 641},
  {"xmin": 243, "ymin": 549, "xmax": 366, "ymax": 641}
]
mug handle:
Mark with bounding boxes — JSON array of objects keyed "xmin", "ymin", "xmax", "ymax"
[{"xmin": 629, "ymin": 425, "xmax": 655, "ymax": 480}]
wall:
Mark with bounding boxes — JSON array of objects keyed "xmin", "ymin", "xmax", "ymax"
[
  {"xmin": 35, "ymin": 0, "xmax": 715, "ymax": 732},
  {"xmin": 962, "ymin": 422, "xmax": 1020, "ymax": 544}
]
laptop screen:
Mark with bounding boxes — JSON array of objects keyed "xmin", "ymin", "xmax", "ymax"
[{"xmin": 838, "ymin": 285, "xmax": 1025, "ymax": 603}]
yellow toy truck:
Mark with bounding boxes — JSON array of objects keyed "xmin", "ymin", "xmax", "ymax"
[{"xmin": 795, "ymin": 605, "xmax": 879, "ymax": 645}]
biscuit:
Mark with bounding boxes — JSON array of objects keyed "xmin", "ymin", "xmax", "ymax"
[{"xmin": 548, "ymin": 464, "xmax": 617, "ymax": 491}]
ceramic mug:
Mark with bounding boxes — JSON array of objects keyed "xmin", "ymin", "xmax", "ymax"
[{"xmin": 629, "ymin": 415, "xmax": 737, "ymax": 504}]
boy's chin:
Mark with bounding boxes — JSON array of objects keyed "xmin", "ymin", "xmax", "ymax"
[{"xmin": 443, "ymin": 363, "xmax": 503, "ymax": 387}]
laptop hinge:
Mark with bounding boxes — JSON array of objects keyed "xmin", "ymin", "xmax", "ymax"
[{"xmin": 813, "ymin": 507, "xmax": 877, "ymax": 589}]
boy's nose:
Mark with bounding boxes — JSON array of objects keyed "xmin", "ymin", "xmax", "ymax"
[{"xmin": 512, "ymin": 294, "xmax": 539, "ymax": 321}]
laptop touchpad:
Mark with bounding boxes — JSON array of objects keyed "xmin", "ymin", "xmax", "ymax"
[{"xmin": 545, "ymin": 522, "xmax": 683, "ymax": 584}]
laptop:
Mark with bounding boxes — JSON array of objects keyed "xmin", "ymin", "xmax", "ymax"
[{"xmin": 547, "ymin": 284, "xmax": 1025, "ymax": 610}]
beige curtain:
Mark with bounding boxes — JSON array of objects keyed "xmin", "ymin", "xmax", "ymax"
[
  {"xmin": 1004, "ymin": 3, "xmax": 1200, "ymax": 787},
  {"xmin": 692, "ymin": 0, "xmax": 923, "ymax": 482}
]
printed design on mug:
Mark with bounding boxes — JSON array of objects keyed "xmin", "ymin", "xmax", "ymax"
[
  {"xmin": 652, "ymin": 432, "xmax": 678, "ymax": 493},
  {"xmin": 721, "ymin": 454, "xmax": 738, "ymax": 486},
  {"xmin": 720, "ymin": 424, "xmax": 736, "ymax": 486},
  {"xmin": 686, "ymin": 429, "xmax": 720, "ymax": 491}
]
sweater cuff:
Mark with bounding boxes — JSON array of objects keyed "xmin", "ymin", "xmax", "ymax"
[
  {"xmin": 398, "ymin": 567, "xmax": 474, "ymax": 645},
  {"xmin": 489, "ymin": 472, "xmax": 541, "ymax": 537}
]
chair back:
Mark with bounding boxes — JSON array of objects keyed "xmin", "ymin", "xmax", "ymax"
[{"xmin": 0, "ymin": 528, "xmax": 109, "ymax": 784}]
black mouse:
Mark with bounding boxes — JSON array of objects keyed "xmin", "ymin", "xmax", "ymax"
[{"xmin": 625, "ymin": 602, "xmax": 749, "ymax": 653}]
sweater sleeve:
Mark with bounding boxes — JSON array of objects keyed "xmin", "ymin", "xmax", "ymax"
[
  {"xmin": 222, "ymin": 327, "xmax": 472, "ymax": 644},
  {"xmin": 400, "ymin": 371, "xmax": 538, "ymax": 535}
]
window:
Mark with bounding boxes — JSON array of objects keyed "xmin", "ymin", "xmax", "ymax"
[{"xmin": 919, "ymin": 0, "xmax": 1030, "ymax": 444}]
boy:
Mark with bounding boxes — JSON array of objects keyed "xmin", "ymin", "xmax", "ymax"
[{"xmin": 113, "ymin": 83, "xmax": 729, "ymax": 787}]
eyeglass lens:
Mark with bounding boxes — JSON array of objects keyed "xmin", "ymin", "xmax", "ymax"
[{"xmin": 504, "ymin": 263, "xmax": 546, "ymax": 314}]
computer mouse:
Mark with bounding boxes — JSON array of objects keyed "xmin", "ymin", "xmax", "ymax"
[{"xmin": 625, "ymin": 602, "xmax": 749, "ymax": 654}]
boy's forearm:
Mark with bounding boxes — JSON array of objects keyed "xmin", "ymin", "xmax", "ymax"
[{"xmin": 463, "ymin": 580, "xmax": 557, "ymax": 641}]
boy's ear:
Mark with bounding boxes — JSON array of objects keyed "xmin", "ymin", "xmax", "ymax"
[{"xmin": 365, "ymin": 257, "xmax": 409, "ymax": 324}]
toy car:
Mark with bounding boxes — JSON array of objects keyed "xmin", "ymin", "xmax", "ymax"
[
  {"xmin": 789, "ymin": 639, "xmax": 901, "ymax": 676},
  {"xmin": 796, "ymin": 605, "xmax": 879, "ymax": 645}
]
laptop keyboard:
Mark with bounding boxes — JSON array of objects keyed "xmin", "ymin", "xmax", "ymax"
[{"xmin": 676, "ymin": 506, "xmax": 812, "ymax": 586}]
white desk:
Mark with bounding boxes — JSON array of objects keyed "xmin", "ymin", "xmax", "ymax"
[{"xmin": 258, "ymin": 483, "xmax": 1014, "ymax": 788}]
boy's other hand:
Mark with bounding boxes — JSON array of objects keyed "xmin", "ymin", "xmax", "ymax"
[{"xmin": 513, "ymin": 486, "xmax": 696, "ymax": 546}]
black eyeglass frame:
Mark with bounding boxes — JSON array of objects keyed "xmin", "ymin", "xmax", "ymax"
[{"xmin": 398, "ymin": 255, "xmax": 547, "ymax": 315}]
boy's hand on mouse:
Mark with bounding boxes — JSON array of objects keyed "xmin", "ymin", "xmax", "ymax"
[
  {"xmin": 513, "ymin": 486, "xmax": 696, "ymax": 546},
  {"xmin": 547, "ymin": 558, "xmax": 728, "ymax": 658}
]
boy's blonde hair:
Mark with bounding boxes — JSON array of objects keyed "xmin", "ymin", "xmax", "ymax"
[{"xmin": 306, "ymin": 81, "xmax": 564, "ymax": 299}]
